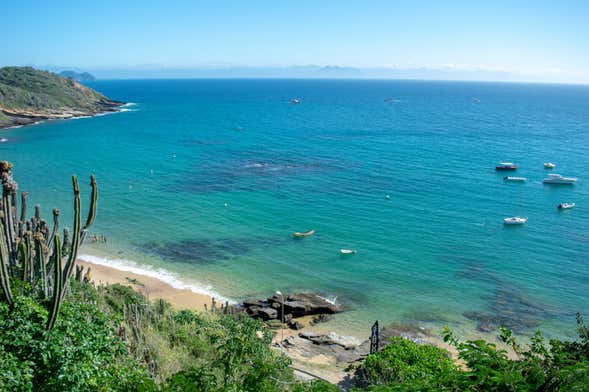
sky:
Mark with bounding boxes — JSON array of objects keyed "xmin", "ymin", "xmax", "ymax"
[{"xmin": 2, "ymin": 0, "xmax": 589, "ymax": 82}]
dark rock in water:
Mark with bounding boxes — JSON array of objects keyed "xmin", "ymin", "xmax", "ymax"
[
  {"xmin": 246, "ymin": 305, "xmax": 278, "ymax": 320},
  {"xmin": 288, "ymin": 320, "xmax": 303, "ymax": 330},
  {"xmin": 268, "ymin": 293, "xmax": 340, "ymax": 317},
  {"xmin": 243, "ymin": 292, "xmax": 341, "ymax": 324}
]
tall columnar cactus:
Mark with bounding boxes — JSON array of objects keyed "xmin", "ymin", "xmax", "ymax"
[{"xmin": 0, "ymin": 161, "xmax": 98, "ymax": 330}]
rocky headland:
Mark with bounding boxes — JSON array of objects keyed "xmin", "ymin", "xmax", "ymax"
[{"xmin": 0, "ymin": 66, "xmax": 124, "ymax": 129}]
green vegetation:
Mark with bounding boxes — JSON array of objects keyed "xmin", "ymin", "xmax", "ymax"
[
  {"xmin": 0, "ymin": 66, "xmax": 120, "ymax": 128},
  {"xmin": 354, "ymin": 320, "xmax": 589, "ymax": 391},
  {"xmin": 59, "ymin": 70, "xmax": 96, "ymax": 83}
]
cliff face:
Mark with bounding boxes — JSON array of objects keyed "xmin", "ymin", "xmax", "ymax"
[{"xmin": 0, "ymin": 66, "xmax": 123, "ymax": 129}]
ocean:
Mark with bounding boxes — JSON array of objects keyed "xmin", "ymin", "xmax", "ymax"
[{"xmin": 2, "ymin": 79, "xmax": 588, "ymax": 340}]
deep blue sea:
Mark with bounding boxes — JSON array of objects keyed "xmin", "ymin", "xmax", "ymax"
[{"xmin": 2, "ymin": 79, "xmax": 588, "ymax": 339}]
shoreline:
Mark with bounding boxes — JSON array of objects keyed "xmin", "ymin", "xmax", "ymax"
[
  {"xmin": 77, "ymin": 258, "xmax": 213, "ymax": 312},
  {"xmin": 0, "ymin": 101, "xmax": 128, "ymax": 130}
]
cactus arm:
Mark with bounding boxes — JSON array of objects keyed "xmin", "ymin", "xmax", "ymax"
[
  {"xmin": 24, "ymin": 233, "xmax": 33, "ymax": 282},
  {"xmin": 80, "ymin": 175, "xmax": 98, "ymax": 246},
  {"xmin": 0, "ymin": 219, "xmax": 14, "ymax": 306},
  {"xmin": 60, "ymin": 176, "xmax": 81, "ymax": 294},
  {"xmin": 2, "ymin": 195, "xmax": 14, "ymax": 255},
  {"xmin": 46, "ymin": 235, "xmax": 62, "ymax": 331},
  {"xmin": 18, "ymin": 241, "xmax": 27, "ymax": 281},
  {"xmin": 34, "ymin": 235, "xmax": 48, "ymax": 298},
  {"xmin": 46, "ymin": 209, "xmax": 60, "ymax": 258},
  {"xmin": 19, "ymin": 192, "xmax": 28, "ymax": 222}
]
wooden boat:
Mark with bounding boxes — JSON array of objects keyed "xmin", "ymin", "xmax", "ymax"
[{"xmin": 293, "ymin": 229, "xmax": 315, "ymax": 238}]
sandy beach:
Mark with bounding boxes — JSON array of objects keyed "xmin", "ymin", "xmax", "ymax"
[{"xmin": 77, "ymin": 259, "xmax": 214, "ymax": 312}]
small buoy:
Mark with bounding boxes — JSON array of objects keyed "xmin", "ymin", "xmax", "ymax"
[
  {"xmin": 128, "ymin": 184, "xmax": 133, "ymax": 189},
  {"xmin": 150, "ymin": 169, "xmax": 154, "ymax": 174},
  {"xmin": 224, "ymin": 203, "xmax": 228, "ymax": 207},
  {"xmin": 385, "ymin": 195, "xmax": 391, "ymax": 199}
]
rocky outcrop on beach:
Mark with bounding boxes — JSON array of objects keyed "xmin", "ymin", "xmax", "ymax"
[
  {"xmin": 243, "ymin": 292, "xmax": 341, "ymax": 322},
  {"xmin": 0, "ymin": 66, "xmax": 124, "ymax": 129}
]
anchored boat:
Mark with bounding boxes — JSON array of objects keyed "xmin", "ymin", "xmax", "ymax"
[
  {"xmin": 504, "ymin": 216, "xmax": 528, "ymax": 225},
  {"xmin": 340, "ymin": 249, "xmax": 356, "ymax": 255},
  {"xmin": 543, "ymin": 174, "xmax": 577, "ymax": 184},
  {"xmin": 293, "ymin": 229, "xmax": 315, "ymax": 238},
  {"xmin": 544, "ymin": 162, "xmax": 556, "ymax": 169},
  {"xmin": 504, "ymin": 176, "xmax": 527, "ymax": 182},
  {"xmin": 558, "ymin": 203, "xmax": 575, "ymax": 210},
  {"xmin": 496, "ymin": 162, "xmax": 518, "ymax": 171}
]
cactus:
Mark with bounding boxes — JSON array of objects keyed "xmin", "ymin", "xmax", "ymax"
[{"xmin": 0, "ymin": 161, "xmax": 98, "ymax": 330}]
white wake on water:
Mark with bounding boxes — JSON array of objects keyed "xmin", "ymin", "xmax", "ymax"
[{"xmin": 78, "ymin": 254, "xmax": 233, "ymax": 303}]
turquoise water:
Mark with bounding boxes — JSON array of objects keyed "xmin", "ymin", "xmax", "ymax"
[{"xmin": 2, "ymin": 79, "xmax": 588, "ymax": 339}]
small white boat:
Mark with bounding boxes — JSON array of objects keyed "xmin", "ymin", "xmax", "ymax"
[
  {"xmin": 558, "ymin": 203, "xmax": 575, "ymax": 210},
  {"xmin": 504, "ymin": 176, "xmax": 527, "ymax": 182},
  {"xmin": 340, "ymin": 249, "xmax": 356, "ymax": 255},
  {"xmin": 544, "ymin": 162, "xmax": 556, "ymax": 169},
  {"xmin": 504, "ymin": 216, "xmax": 528, "ymax": 225},
  {"xmin": 291, "ymin": 98, "xmax": 301, "ymax": 104},
  {"xmin": 543, "ymin": 174, "xmax": 577, "ymax": 184}
]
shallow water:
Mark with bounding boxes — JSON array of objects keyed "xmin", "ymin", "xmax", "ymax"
[{"xmin": 2, "ymin": 79, "xmax": 588, "ymax": 339}]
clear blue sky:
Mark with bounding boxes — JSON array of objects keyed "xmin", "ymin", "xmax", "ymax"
[{"xmin": 2, "ymin": 0, "xmax": 588, "ymax": 82}]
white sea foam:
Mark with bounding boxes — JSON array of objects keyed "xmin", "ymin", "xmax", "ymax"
[{"xmin": 78, "ymin": 254, "xmax": 233, "ymax": 303}]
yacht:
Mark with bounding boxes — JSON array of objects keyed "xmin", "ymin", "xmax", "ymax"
[
  {"xmin": 504, "ymin": 176, "xmax": 527, "ymax": 182},
  {"xmin": 544, "ymin": 162, "xmax": 556, "ymax": 169},
  {"xmin": 543, "ymin": 174, "xmax": 577, "ymax": 184},
  {"xmin": 496, "ymin": 162, "xmax": 518, "ymax": 171},
  {"xmin": 504, "ymin": 216, "xmax": 528, "ymax": 225},
  {"xmin": 558, "ymin": 203, "xmax": 575, "ymax": 210},
  {"xmin": 340, "ymin": 249, "xmax": 357, "ymax": 255}
]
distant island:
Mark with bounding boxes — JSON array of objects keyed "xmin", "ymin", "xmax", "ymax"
[
  {"xmin": 0, "ymin": 66, "xmax": 124, "ymax": 129},
  {"xmin": 59, "ymin": 70, "xmax": 96, "ymax": 82}
]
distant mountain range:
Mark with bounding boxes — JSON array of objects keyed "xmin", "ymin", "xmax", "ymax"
[
  {"xmin": 0, "ymin": 67, "xmax": 123, "ymax": 129},
  {"xmin": 59, "ymin": 70, "xmax": 96, "ymax": 82},
  {"xmin": 35, "ymin": 64, "xmax": 586, "ymax": 84}
]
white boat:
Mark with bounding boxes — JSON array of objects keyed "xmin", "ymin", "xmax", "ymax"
[
  {"xmin": 340, "ymin": 249, "xmax": 356, "ymax": 255},
  {"xmin": 543, "ymin": 174, "xmax": 577, "ymax": 184},
  {"xmin": 558, "ymin": 203, "xmax": 575, "ymax": 210},
  {"xmin": 496, "ymin": 162, "xmax": 518, "ymax": 171},
  {"xmin": 504, "ymin": 216, "xmax": 528, "ymax": 225},
  {"xmin": 290, "ymin": 98, "xmax": 301, "ymax": 104},
  {"xmin": 504, "ymin": 176, "xmax": 527, "ymax": 182},
  {"xmin": 544, "ymin": 162, "xmax": 556, "ymax": 169}
]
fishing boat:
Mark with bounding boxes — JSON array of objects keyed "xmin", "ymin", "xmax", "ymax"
[
  {"xmin": 544, "ymin": 162, "xmax": 556, "ymax": 169},
  {"xmin": 543, "ymin": 174, "xmax": 577, "ymax": 184},
  {"xmin": 504, "ymin": 216, "xmax": 528, "ymax": 225},
  {"xmin": 496, "ymin": 162, "xmax": 518, "ymax": 171},
  {"xmin": 340, "ymin": 249, "xmax": 356, "ymax": 255},
  {"xmin": 504, "ymin": 176, "xmax": 527, "ymax": 182},
  {"xmin": 558, "ymin": 203, "xmax": 575, "ymax": 210},
  {"xmin": 293, "ymin": 229, "xmax": 315, "ymax": 238}
]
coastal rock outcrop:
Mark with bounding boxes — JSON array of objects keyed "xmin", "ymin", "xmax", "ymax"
[{"xmin": 243, "ymin": 292, "xmax": 341, "ymax": 322}]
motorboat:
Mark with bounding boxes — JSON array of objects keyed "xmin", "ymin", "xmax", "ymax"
[
  {"xmin": 293, "ymin": 229, "xmax": 315, "ymax": 238},
  {"xmin": 558, "ymin": 203, "xmax": 575, "ymax": 210},
  {"xmin": 504, "ymin": 176, "xmax": 527, "ymax": 182},
  {"xmin": 543, "ymin": 174, "xmax": 577, "ymax": 184},
  {"xmin": 544, "ymin": 162, "xmax": 556, "ymax": 169},
  {"xmin": 496, "ymin": 162, "xmax": 518, "ymax": 171},
  {"xmin": 340, "ymin": 249, "xmax": 357, "ymax": 255},
  {"xmin": 291, "ymin": 98, "xmax": 301, "ymax": 104},
  {"xmin": 504, "ymin": 216, "xmax": 528, "ymax": 225}
]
